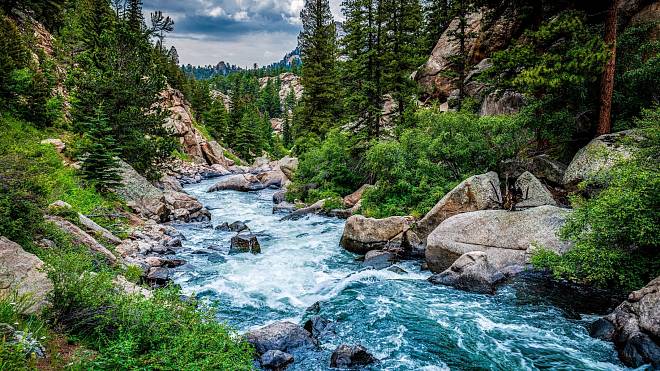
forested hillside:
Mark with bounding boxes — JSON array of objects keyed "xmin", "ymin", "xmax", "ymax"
[{"xmin": 0, "ymin": 0, "xmax": 658, "ymax": 369}]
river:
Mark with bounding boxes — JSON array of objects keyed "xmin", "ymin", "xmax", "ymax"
[{"xmin": 170, "ymin": 178, "xmax": 627, "ymax": 370}]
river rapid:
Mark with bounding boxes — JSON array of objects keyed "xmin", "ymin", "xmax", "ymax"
[{"xmin": 170, "ymin": 178, "xmax": 628, "ymax": 371}]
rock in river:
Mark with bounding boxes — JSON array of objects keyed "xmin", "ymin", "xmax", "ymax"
[
  {"xmin": 260, "ymin": 349, "xmax": 294, "ymax": 370},
  {"xmin": 246, "ymin": 321, "xmax": 316, "ymax": 355},
  {"xmin": 230, "ymin": 233, "xmax": 261, "ymax": 254},
  {"xmin": 330, "ymin": 344, "xmax": 377, "ymax": 369},
  {"xmin": 428, "ymin": 251, "xmax": 505, "ymax": 294},
  {"xmin": 340, "ymin": 215, "xmax": 414, "ymax": 255}
]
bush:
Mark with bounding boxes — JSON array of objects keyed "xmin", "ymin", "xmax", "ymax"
[
  {"xmin": 532, "ymin": 112, "xmax": 660, "ymax": 289},
  {"xmin": 362, "ymin": 109, "xmax": 530, "ymax": 217}
]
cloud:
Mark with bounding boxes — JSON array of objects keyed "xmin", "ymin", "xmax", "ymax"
[{"xmin": 143, "ymin": 0, "xmax": 344, "ymax": 65}]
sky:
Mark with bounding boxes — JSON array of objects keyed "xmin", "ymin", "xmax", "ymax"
[{"xmin": 142, "ymin": 0, "xmax": 344, "ymax": 67}]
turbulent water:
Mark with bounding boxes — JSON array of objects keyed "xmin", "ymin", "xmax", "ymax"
[{"xmin": 171, "ymin": 178, "xmax": 627, "ymax": 371}]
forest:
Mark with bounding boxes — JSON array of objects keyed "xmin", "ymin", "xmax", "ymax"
[{"xmin": 0, "ymin": 0, "xmax": 658, "ymax": 369}]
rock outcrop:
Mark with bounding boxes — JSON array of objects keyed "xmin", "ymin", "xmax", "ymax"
[
  {"xmin": 479, "ymin": 90, "xmax": 524, "ymax": 116},
  {"xmin": 340, "ymin": 215, "xmax": 414, "ymax": 255},
  {"xmin": 246, "ymin": 321, "xmax": 316, "ymax": 355},
  {"xmin": 563, "ymin": 130, "xmax": 647, "ymax": 186},
  {"xmin": 229, "ymin": 233, "xmax": 261, "ymax": 254},
  {"xmin": 590, "ymin": 277, "xmax": 660, "ymax": 368},
  {"xmin": 45, "ymin": 216, "xmax": 118, "ymax": 264},
  {"xmin": 428, "ymin": 251, "xmax": 506, "ymax": 294},
  {"xmin": 259, "ymin": 72, "xmax": 303, "ymax": 107},
  {"xmin": 500, "ymin": 154, "xmax": 567, "ymax": 185},
  {"xmin": 413, "ymin": 172, "xmax": 502, "ymax": 247},
  {"xmin": 425, "ymin": 205, "xmax": 571, "ymax": 273},
  {"xmin": 0, "ymin": 237, "xmax": 53, "ymax": 314}
]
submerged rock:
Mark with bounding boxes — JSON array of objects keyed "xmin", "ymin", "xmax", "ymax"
[
  {"xmin": 590, "ymin": 277, "xmax": 660, "ymax": 368},
  {"xmin": 246, "ymin": 321, "xmax": 316, "ymax": 355},
  {"xmin": 303, "ymin": 316, "xmax": 335, "ymax": 340},
  {"xmin": 428, "ymin": 251, "xmax": 505, "ymax": 294},
  {"xmin": 230, "ymin": 233, "xmax": 261, "ymax": 254},
  {"xmin": 362, "ymin": 250, "xmax": 395, "ymax": 269},
  {"xmin": 340, "ymin": 215, "xmax": 413, "ymax": 255},
  {"xmin": 330, "ymin": 344, "xmax": 376, "ymax": 369},
  {"xmin": 260, "ymin": 349, "xmax": 294, "ymax": 370}
]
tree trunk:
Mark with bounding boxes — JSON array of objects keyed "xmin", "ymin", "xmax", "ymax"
[{"xmin": 597, "ymin": 0, "xmax": 619, "ymax": 136}]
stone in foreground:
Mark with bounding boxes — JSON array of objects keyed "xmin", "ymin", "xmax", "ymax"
[
  {"xmin": 428, "ymin": 251, "xmax": 505, "ymax": 294},
  {"xmin": 340, "ymin": 215, "xmax": 413, "ymax": 255},
  {"xmin": 246, "ymin": 321, "xmax": 316, "ymax": 355},
  {"xmin": 330, "ymin": 344, "xmax": 377, "ymax": 369},
  {"xmin": 260, "ymin": 349, "xmax": 294, "ymax": 370}
]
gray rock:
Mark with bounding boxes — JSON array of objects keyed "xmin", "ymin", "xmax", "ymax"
[
  {"xmin": 280, "ymin": 199, "xmax": 326, "ymax": 221},
  {"xmin": 564, "ymin": 130, "xmax": 647, "ymax": 186},
  {"xmin": 0, "ymin": 237, "xmax": 53, "ymax": 314},
  {"xmin": 78, "ymin": 213, "xmax": 122, "ymax": 245},
  {"xmin": 425, "ymin": 205, "xmax": 572, "ymax": 273},
  {"xmin": 428, "ymin": 251, "xmax": 505, "ymax": 294},
  {"xmin": 414, "ymin": 172, "xmax": 502, "ymax": 246},
  {"xmin": 593, "ymin": 276, "xmax": 660, "ymax": 368},
  {"xmin": 514, "ymin": 171, "xmax": 556, "ymax": 209},
  {"xmin": 146, "ymin": 267, "xmax": 170, "ymax": 287},
  {"xmin": 340, "ymin": 215, "xmax": 414, "ymax": 255},
  {"xmin": 260, "ymin": 350, "xmax": 294, "ymax": 370},
  {"xmin": 230, "ymin": 233, "xmax": 261, "ymax": 254},
  {"xmin": 500, "ymin": 155, "xmax": 567, "ymax": 185},
  {"xmin": 207, "ymin": 174, "xmax": 266, "ymax": 192},
  {"xmin": 116, "ymin": 160, "xmax": 169, "ymax": 221},
  {"xmin": 343, "ymin": 184, "xmax": 373, "ymax": 208},
  {"xmin": 246, "ymin": 321, "xmax": 316, "ymax": 355},
  {"xmin": 479, "ymin": 90, "xmax": 524, "ymax": 116},
  {"xmin": 45, "ymin": 216, "xmax": 118, "ymax": 264},
  {"xmin": 330, "ymin": 344, "xmax": 377, "ymax": 369},
  {"xmin": 278, "ymin": 156, "xmax": 299, "ymax": 180},
  {"xmin": 303, "ymin": 316, "xmax": 335, "ymax": 340},
  {"xmin": 273, "ymin": 190, "xmax": 286, "ymax": 204},
  {"xmin": 362, "ymin": 250, "xmax": 395, "ymax": 269}
]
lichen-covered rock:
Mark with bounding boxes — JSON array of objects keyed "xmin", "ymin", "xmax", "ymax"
[
  {"xmin": 514, "ymin": 171, "xmax": 556, "ymax": 209},
  {"xmin": 278, "ymin": 156, "xmax": 299, "ymax": 180},
  {"xmin": 563, "ymin": 130, "xmax": 647, "ymax": 186},
  {"xmin": 340, "ymin": 215, "xmax": 414, "ymax": 255},
  {"xmin": 428, "ymin": 251, "xmax": 505, "ymax": 294},
  {"xmin": 414, "ymin": 172, "xmax": 501, "ymax": 246},
  {"xmin": 591, "ymin": 277, "xmax": 660, "ymax": 368},
  {"xmin": 0, "ymin": 237, "xmax": 53, "ymax": 314},
  {"xmin": 500, "ymin": 155, "xmax": 567, "ymax": 185},
  {"xmin": 246, "ymin": 321, "xmax": 316, "ymax": 355},
  {"xmin": 425, "ymin": 205, "xmax": 571, "ymax": 273}
]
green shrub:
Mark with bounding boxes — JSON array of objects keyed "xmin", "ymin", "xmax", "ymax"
[
  {"xmin": 362, "ymin": 109, "xmax": 530, "ymax": 217},
  {"xmin": 0, "ymin": 294, "xmax": 48, "ymax": 370},
  {"xmin": 532, "ymin": 114, "xmax": 659, "ymax": 289}
]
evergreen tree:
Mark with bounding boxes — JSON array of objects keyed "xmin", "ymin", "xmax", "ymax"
[
  {"xmin": 80, "ymin": 106, "xmax": 122, "ymax": 192},
  {"xmin": 446, "ymin": 0, "xmax": 475, "ymax": 110},
  {"xmin": 423, "ymin": 0, "xmax": 451, "ymax": 53},
  {"xmin": 259, "ymin": 78, "xmax": 281, "ymax": 118},
  {"xmin": 168, "ymin": 46, "xmax": 179, "ymax": 65},
  {"xmin": 298, "ymin": 0, "xmax": 340, "ymax": 138},
  {"xmin": 283, "ymin": 115, "xmax": 292, "ymax": 147},
  {"xmin": 203, "ymin": 100, "xmax": 229, "ymax": 142},
  {"xmin": 234, "ymin": 106, "xmax": 262, "ymax": 161}
]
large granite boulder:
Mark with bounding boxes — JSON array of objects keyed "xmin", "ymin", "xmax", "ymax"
[
  {"xmin": 514, "ymin": 172, "xmax": 556, "ymax": 209},
  {"xmin": 340, "ymin": 215, "xmax": 414, "ymax": 255},
  {"xmin": 246, "ymin": 321, "xmax": 316, "ymax": 355},
  {"xmin": 278, "ymin": 156, "xmax": 299, "ymax": 180},
  {"xmin": 117, "ymin": 160, "xmax": 169, "ymax": 221},
  {"xmin": 479, "ymin": 90, "xmax": 524, "ymax": 116},
  {"xmin": 163, "ymin": 191, "xmax": 210, "ymax": 222},
  {"xmin": 425, "ymin": 205, "xmax": 572, "ymax": 273},
  {"xmin": 500, "ymin": 154, "xmax": 567, "ymax": 185},
  {"xmin": 563, "ymin": 130, "xmax": 647, "ymax": 186},
  {"xmin": 0, "ymin": 237, "xmax": 53, "ymax": 314},
  {"xmin": 207, "ymin": 174, "xmax": 266, "ymax": 192},
  {"xmin": 413, "ymin": 172, "xmax": 502, "ymax": 246},
  {"xmin": 428, "ymin": 251, "xmax": 506, "ymax": 294},
  {"xmin": 591, "ymin": 277, "xmax": 660, "ymax": 368}
]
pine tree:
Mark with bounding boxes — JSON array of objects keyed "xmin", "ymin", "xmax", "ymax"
[
  {"xmin": 298, "ymin": 0, "xmax": 340, "ymax": 137},
  {"xmin": 282, "ymin": 115, "xmax": 292, "ymax": 147},
  {"xmin": 446, "ymin": 0, "xmax": 475, "ymax": 110},
  {"xmin": 168, "ymin": 46, "xmax": 179, "ymax": 65},
  {"xmin": 126, "ymin": 0, "xmax": 144, "ymax": 33},
  {"xmin": 80, "ymin": 106, "xmax": 122, "ymax": 192},
  {"xmin": 203, "ymin": 100, "xmax": 229, "ymax": 142},
  {"xmin": 423, "ymin": 0, "xmax": 451, "ymax": 53}
]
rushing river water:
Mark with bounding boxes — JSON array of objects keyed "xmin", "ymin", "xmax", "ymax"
[{"xmin": 171, "ymin": 178, "xmax": 627, "ymax": 370}]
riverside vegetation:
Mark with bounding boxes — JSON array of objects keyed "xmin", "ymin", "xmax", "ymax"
[{"xmin": 0, "ymin": 0, "xmax": 658, "ymax": 369}]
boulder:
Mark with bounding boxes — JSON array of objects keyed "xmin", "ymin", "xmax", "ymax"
[
  {"xmin": 343, "ymin": 184, "xmax": 373, "ymax": 208},
  {"xmin": 340, "ymin": 215, "xmax": 414, "ymax": 255},
  {"xmin": 362, "ymin": 250, "xmax": 395, "ymax": 269},
  {"xmin": 273, "ymin": 190, "xmax": 286, "ymax": 205},
  {"xmin": 113, "ymin": 275, "xmax": 152, "ymax": 298},
  {"xmin": 591, "ymin": 277, "xmax": 660, "ymax": 368},
  {"xmin": 0, "ymin": 237, "xmax": 53, "ymax": 314},
  {"xmin": 246, "ymin": 321, "xmax": 316, "ymax": 355},
  {"xmin": 230, "ymin": 233, "xmax": 261, "ymax": 254},
  {"xmin": 479, "ymin": 90, "xmax": 524, "ymax": 116},
  {"xmin": 278, "ymin": 156, "xmax": 299, "ymax": 180},
  {"xmin": 40, "ymin": 138, "xmax": 66, "ymax": 153},
  {"xmin": 163, "ymin": 191, "xmax": 211, "ymax": 222},
  {"xmin": 257, "ymin": 169, "xmax": 287, "ymax": 188},
  {"xmin": 514, "ymin": 171, "xmax": 556, "ymax": 209},
  {"xmin": 330, "ymin": 344, "xmax": 377, "ymax": 369},
  {"xmin": 207, "ymin": 174, "xmax": 266, "ymax": 192},
  {"xmin": 216, "ymin": 221, "xmax": 249, "ymax": 233},
  {"xmin": 146, "ymin": 267, "xmax": 170, "ymax": 288},
  {"xmin": 78, "ymin": 214, "xmax": 122, "ymax": 245},
  {"xmin": 303, "ymin": 316, "xmax": 335, "ymax": 340},
  {"xmin": 428, "ymin": 251, "xmax": 506, "ymax": 294},
  {"xmin": 45, "ymin": 216, "xmax": 118, "ymax": 264},
  {"xmin": 260, "ymin": 350, "xmax": 294, "ymax": 370},
  {"xmin": 564, "ymin": 130, "xmax": 646, "ymax": 186},
  {"xmin": 414, "ymin": 172, "xmax": 502, "ymax": 246},
  {"xmin": 425, "ymin": 205, "xmax": 572, "ymax": 273},
  {"xmin": 280, "ymin": 199, "xmax": 326, "ymax": 221},
  {"xmin": 500, "ymin": 155, "xmax": 567, "ymax": 185},
  {"xmin": 116, "ymin": 160, "xmax": 169, "ymax": 221}
]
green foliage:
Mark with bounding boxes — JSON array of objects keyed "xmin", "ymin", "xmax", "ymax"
[
  {"xmin": 79, "ymin": 106, "xmax": 121, "ymax": 192},
  {"xmin": 533, "ymin": 114, "xmax": 660, "ymax": 289},
  {"xmin": 0, "ymin": 294, "xmax": 46, "ymax": 370},
  {"xmin": 289, "ymin": 130, "xmax": 362, "ymax": 202},
  {"xmin": 40, "ymin": 236, "xmax": 254, "ymax": 370},
  {"xmin": 362, "ymin": 109, "xmax": 529, "ymax": 217},
  {"xmin": 203, "ymin": 100, "xmax": 230, "ymax": 142}
]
